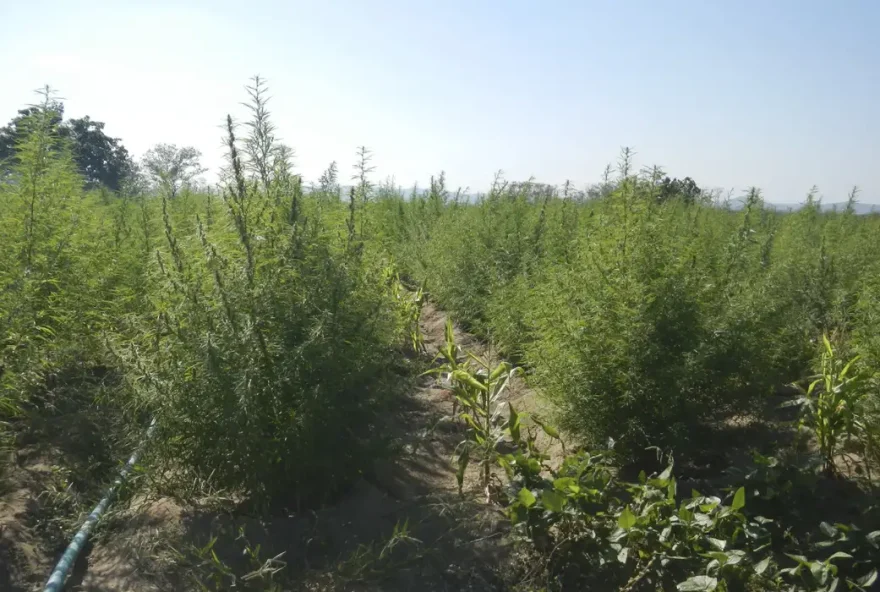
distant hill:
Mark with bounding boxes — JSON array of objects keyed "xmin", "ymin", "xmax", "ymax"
[
  {"xmin": 316, "ymin": 185, "xmax": 880, "ymax": 214},
  {"xmin": 723, "ymin": 197, "xmax": 880, "ymax": 215}
]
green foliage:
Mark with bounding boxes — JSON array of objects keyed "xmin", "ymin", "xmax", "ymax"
[
  {"xmin": 141, "ymin": 143, "xmax": 206, "ymax": 198},
  {"xmin": 177, "ymin": 527, "xmax": 287, "ymax": 591},
  {"xmin": 1, "ymin": 82, "xmax": 413, "ymax": 509},
  {"xmin": 115, "ymin": 101, "xmax": 400, "ymax": 505},
  {"xmin": 0, "ymin": 89, "xmax": 132, "ymax": 190},
  {"xmin": 427, "ymin": 319, "xmax": 521, "ymax": 495},
  {"xmin": 500, "ymin": 418, "xmax": 879, "ymax": 591},
  {"xmin": 790, "ymin": 336, "xmax": 869, "ymax": 475},
  {"xmin": 4, "ymin": 79, "xmax": 880, "ymax": 589},
  {"xmin": 386, "ymin": 267, "xmax": 426, "ymax": 354},
  {"xmin": 373, "ymin": 155, "xmax": 880, "ymax": 461}
]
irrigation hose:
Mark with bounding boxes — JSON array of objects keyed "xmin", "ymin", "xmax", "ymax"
[{"xmin": 43, "ymin": 419, "xmax": 157, "ymax": 592}]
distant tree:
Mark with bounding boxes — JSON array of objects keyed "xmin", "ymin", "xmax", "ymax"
[
  {"xmin": 142, "ymin": 143, "xmax": 206, "ymax": 198},
  {"xmin": 0, "ymin": 103, "xmax": 65, "ymax": 164},
  {"xmin": 351, "ymin": 146, "xmax": 375, "ymax": 204},
  {"xmin": 317, "ymin": 160, "xmax": 339, "ymax": 197},
  {"xmin": 0, "ymin": 101, "xmax": 132, "ymax": 190},
  {"xmin": 658, "ymin": 176, "xmax": 702, "ymax": 205},
  {"xmin": 1, "ymin": 107, "xmax": 130, "ymax": 190},
  {"xmin": 63, "ymin": 116, "xmax": 131, "ymax": 191}
]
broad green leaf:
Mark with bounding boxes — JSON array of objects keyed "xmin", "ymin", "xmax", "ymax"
[
  {"xmin": 731, "ymin": 487, "xmax": 746, "ymax": 511},
  {"xmin": 708, "ymin": 537, "xmax": 727, "ymax": 551},
  {"xmin": 703, "ymin": 551, "xmax": 729, "ymax": 564},
  {"xmin": 679, "ymin": 505, "xmax": 693, "ymax": 523},
  {"xmin": 617, "ymin": 547, "xmax": 629, "ymax": 564},
  {"xmin": 677, "ymin": 575, "xmax": 718, "ymax": 591},
  {"xmin": 509, "ymin": 503, "xmax": 527, "ymax": 525},
  {"xmin": 786, "ymin": 553, "xmax": 810, "ymax": 566},
  {"xmin": 856, "ymin": 569, "xmax": 877, "ymax": 587},
  {"xmin": 825, "ymin": 552, "xmax": 852, "ymax": 563},
  {"xmin": 618, "ymin": 506, "xmax": 636, "ymax": 530},
  {"xmin": 541, "ymin": 489, "xmax": 565, "ymax": 512},
  {"xmin": 810, "ymin": 561, "xmax": 825, "ymax": 583},
  {"xmin": 517, "ymin": 488, "xmax": 536, "ymax": 508},
  {"xmin": 754, "ymin": 556, "xmax": 771, "ymax": 575},
  {"xmin": 553, "ymin": 477, "xmax": 577, "ymax": 492},
  {"xmin": 725, "ymin": 550, "xmax": 745, "ymax": 565},
  {"xmin": 819, "ymin": 522, "xmax": 838, "ymax": 538}
]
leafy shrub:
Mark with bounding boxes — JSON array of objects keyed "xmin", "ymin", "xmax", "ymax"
[
  {"xmin": 114, "ymin": 93, "xmax": 402, "ymax": 505},
  {"xmin": 378, "ymin": 159, "xmax": 880, "ymax": 461}
]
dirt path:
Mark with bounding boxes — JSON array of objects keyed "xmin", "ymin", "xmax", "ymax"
[{"xmin": 47, "ymin": 302, "xmax": 538, "ymax": 591}]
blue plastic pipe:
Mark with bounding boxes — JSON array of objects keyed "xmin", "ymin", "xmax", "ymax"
[{"xmin": 43, "ymin": 419, "xmax": 156, "ymax": 592}]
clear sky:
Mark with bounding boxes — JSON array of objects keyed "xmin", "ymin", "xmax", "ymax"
[{"xmin": 1, "ymin": 0, "xmax": 877, "ymax": 202}]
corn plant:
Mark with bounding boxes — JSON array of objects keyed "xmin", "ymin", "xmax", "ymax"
[
  {"xmin": 790, "ymin": 335, "xmax": 867, "ymax": 475},
  {"xmin": 387, "ymin": 269, "xmax": 425, "ymax": 355},
  {"xmin": 428, "ymin": 318, "xmax": 519, "ymax": 496}
]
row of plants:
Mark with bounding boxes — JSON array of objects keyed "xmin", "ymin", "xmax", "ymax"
[
  {"xmin": 369, "ymin": 158, "xmax": 880, "ymax": 468},
  {"xmin": 0, "ymin": 82, "xmax": 417, "ymax": 507},
  {"xmin": 433, "ymin": 318, "xmax": 880, "ymax": 591}
]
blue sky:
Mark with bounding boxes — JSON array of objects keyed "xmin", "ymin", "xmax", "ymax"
[{"xmin": 1, "ymin": 0, "xmax": 877, "ymax": 202}]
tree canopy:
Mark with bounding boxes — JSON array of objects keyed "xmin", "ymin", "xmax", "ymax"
[
  {"xmin": 0, "ymin": 101, "xmax": 132, "ymax": 191},
  {"xmin": 141, "ymin": 143, "xmax": 206, "ymax": 198}
]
